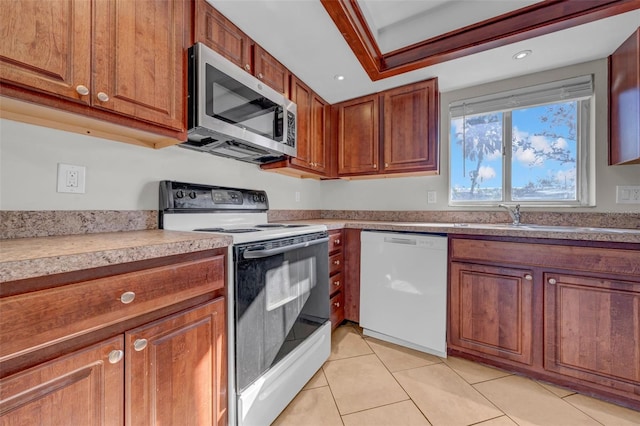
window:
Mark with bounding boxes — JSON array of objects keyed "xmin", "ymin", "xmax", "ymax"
[{"xmin": 449, "ymin": 76, "xmax": 592, "ymax": 206}]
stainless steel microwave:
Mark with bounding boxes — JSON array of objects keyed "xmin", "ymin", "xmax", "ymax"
[{"xmin": 182, "ymin": 42, "xmax": 297, "ymax": 164}]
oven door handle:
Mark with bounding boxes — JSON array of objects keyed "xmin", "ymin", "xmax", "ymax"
[{"xmin": 243, "ymin": 237, "xmax": 329, "ymax": 259}]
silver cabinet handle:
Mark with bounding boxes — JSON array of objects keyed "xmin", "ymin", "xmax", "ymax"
[
  {"xmin": 120, "ymin": 291, "xmax": 135, "ymax": 304},
  {"xmin": 524, "ymin": 274, "xmax": 533, "ymax": 281},
  {"xmin": 548, "ymin": 278, "xmax": 557, "ymax": 285},
  {"xmin": 108, "ymin": 350, "xmax": 124, "ymax": 364},
  {"xmin": 97, "ymin": 92, "xmax": 109, "ymax": 102},
  {"xmin": 333, "ymin": 259, "xmax": 340, "ymax": 266},
  {"xmin": 76, "ymin": 85, "xmax": 89, "ymax": 96},
  {"xmin": 334, "ymin": 239, "xmax": 341, "ymax": 245},
  {"xmin": 133, "ymin": 339, "xmax": 148, "ymax": 351},
  {"xmin": 333, "ymin": 280, "xmax": 340, "ymax": 286}
]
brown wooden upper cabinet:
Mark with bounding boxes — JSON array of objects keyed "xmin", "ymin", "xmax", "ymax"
[
  {"xmin": 195, "ymin": 0, "xmax": 289, "ymax": 97},
  {"xmin": 336, "ymin": 79, "xmax": 439, "ymax": 177},
  {"xmin": 261, "ymin": 77, "xmax": 332, "ymax": 178},
  {"xmin": 336, "ymin": 94, "xmax": 381, "ymax": 175},
  {"xmin": 0, "ymin": 0, "xmax": 187, "ymax": 138},
  {"xmin": 609, "ymin": 27, "xmax": 640, "ymax": 165}
]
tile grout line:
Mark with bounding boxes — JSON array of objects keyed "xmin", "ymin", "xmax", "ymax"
[{"xmin": 359, "ymin": 331, "xmax": 435, "ymax": 425}]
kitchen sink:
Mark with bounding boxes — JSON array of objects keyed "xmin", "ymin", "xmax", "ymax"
[{"xmin": 453, "ymin": 223, "xmax": 639, "ymax": 234}]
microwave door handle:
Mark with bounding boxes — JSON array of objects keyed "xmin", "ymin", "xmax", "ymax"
[{"xmin": 243, "ymin": 237, "xmax": 329, "ymax": 259}]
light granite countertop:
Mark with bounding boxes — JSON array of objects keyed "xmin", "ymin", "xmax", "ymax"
[
  {"xmin": 287, "ymin": 220, "xmax": 640, "ymax": 244},
  {"xmin": 0, "ymin": 230, "xmax": 232, "ymax": 283},
  {"xmin": 2, "ymin": 221, "xmax": 638, "ymax": 284}
]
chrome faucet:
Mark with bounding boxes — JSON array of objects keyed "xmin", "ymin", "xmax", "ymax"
[{"xmin": 499, "ymin": 204, "xmax": 522, "ymax": 226}]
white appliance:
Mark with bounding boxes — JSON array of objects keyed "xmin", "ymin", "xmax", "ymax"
[
  {"xmin": 159, "ymin": 180, "xmax": 330, "ymax": 426},
  {"xmin": 360, "ymin": 231, "xmax": 448, "ymax": 357}
]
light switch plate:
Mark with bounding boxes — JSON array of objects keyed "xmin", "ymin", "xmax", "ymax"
[
  {"xmin": 616, "ymin": 185, "xmax": 640, "ymax": 204},
  {"xmin": 57, "ymin": 163, "xmax": 86, "ymax": 194}
]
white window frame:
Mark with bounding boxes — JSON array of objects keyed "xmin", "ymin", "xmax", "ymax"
[{"xmin": 448, "ymin": 75, "xmax": 593, "ymax": 207}]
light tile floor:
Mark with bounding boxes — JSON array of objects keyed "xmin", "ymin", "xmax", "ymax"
[{"xmin": 272, "ymin": 323, "xmax": 640, "ymax": 426}]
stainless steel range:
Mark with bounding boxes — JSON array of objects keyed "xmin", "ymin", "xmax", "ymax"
[{"xmin": 159, "ymin": 180, "xmax": 331, "ymax": 426}]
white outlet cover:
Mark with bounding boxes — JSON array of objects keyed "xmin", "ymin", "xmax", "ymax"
[
  {"xmin": 427, "ymin": 191, "xmax": 437, "ymax": 204},
  {"xmin": 57, "ymin": 163, "xmax": 86, "ymax": 194}
]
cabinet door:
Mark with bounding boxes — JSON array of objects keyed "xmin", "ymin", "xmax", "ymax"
[
  {"xmin": 93, "ymin": 0, "xmax": 186, "ymax": 131},
  {"xmin": 449, "ymin": 262, "xmax": 534, "ymax": 365},
  {"xmin": 0, "ymin": 0, "xmax": 91, "ymax": 103},
  {"xmin": 544, "ymin": 273, "xmax": 640, "ymax": 392},
  {"xmin": 609, "ymin": 27, "xmax": 640, "ymax": 165},
  {"xmin": 126, "ymin": 298, "xmax": 227, "ymax": 426},
  {"xmin": 254, "ymin": 44, "xmax": 289, "ymax": 96},
  {"xmin": 310, "ymin": 93, "xmax": 330, "ymax": 173},
  {"xmin": 0, "ymin": 336, "xmax": 124, "ymax": 426},
  {"xmin": 383, "ymin": 80, "xmax": 438, "ymax": 173},
  {"xmin": 195, "ymin": 0, "xmax": 252, "ymax": 72},
  {"xmin": 290, "ymin": 76, "xmax": 313, "ymax": 168},
  {"xmin": 337, "ymin": 94, "xmax": 380, "ymax": 175}
]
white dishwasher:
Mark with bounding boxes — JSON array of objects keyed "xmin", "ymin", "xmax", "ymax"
[{"xmin": 360, "ymin": 231, "xmax": 448, "ymax": 357}]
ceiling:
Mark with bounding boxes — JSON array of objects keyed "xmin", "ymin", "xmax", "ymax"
[
  {"xmin": 209, "ymin": 0, "xmax": 640, "ymax": 104},
  {"xmin": 358, "ymin": 0, "xmax": 542, "ymax": 53}
]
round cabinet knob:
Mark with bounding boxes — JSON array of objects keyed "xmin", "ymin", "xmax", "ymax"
[
  {"xmin": 76, "ymin": 85, "xmax": 89, "ymax": 96},
  {"xmin": 188, "ymin": 191, "xmax": 197, "ymax": 199},
  {"xmin": 133, "ymin": 339, "xmax": 148, "ymax": 351},
  {"xmin": 385, "ymin": 163, "xmax": 389, "ymax": 167},
  {"xmin": 524, "ymin": 274, "xmax": 533, "ymax": 281},
  {"xmin": 108, "ymin": 350, "xmax": 124, "ymax": 364},
  {"xmin": 97, "ymin": 92, "xmax": 110, "ymax": 102},
  {"xmin": 333, "ymin": 260, "xmax": 340, "ymax": 266},
  {"xmin": 175, "ymin": 190, "xmax": 185, "ymax": 198},
  {"xmin": 373, "ymin": 164, "xmax": 377, "ymax": 169},
  {"xmin": 244, "ymin": 64, "xmax": 251, "ymax": 72},
  {"xmin": 120, "ymin": 291, "xmax": 136, "ymax": 304},
  {"xmin": 334, "ymin": 239, "xmax": 340, "ymax": 245},
  {"xmin": 333, "ymin": 281, "xmax": 340, "ymax": 286},
  {"xmin": 258, "ymin": 72, "xmax": 264, "ymax": 79},
  {"xmin": 333, "ymin": 302, "xmax": 340, "ymax": 308},
  {"xmin": 548, "ymin": 278, "xmax": 557, "ymax": 285}
]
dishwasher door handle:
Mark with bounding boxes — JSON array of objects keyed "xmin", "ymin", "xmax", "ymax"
[{"xmin": 383, "ymin": 237, "xmax": 417, "ymax": 245}]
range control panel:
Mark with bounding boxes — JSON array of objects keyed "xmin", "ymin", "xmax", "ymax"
[{"xmin": 159, "ymin": 180, "xmax": 268, "ymax": 211}]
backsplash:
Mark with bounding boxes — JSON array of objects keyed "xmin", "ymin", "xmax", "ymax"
[
  {"xmin": 2, "ymin": 209, "xmax": 638, "ymax": 239},
  {"xmin": 317, "ymin": 210, "xmax": 640, "ymax": 229},
  {"xmin": 0, "ymin": 210, "xmax": 158, "ymax": 239}
]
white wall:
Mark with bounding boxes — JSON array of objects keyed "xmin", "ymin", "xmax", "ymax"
[
  {"xmin": 1, "ymin": 59, "xmax": 638, "ymax": 213},
  {"xmin": 0, "ymin": 119, "xmax": 322, "ymax": 211},
  {"xmin": 320, "ymin": 59, "xmax": 640, "ymax": 212}
]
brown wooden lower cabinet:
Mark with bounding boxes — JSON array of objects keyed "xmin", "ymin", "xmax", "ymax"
[
  {"xmin": 0, "ymin": 336, "xmax": 124, "ymax": 425},
  {"xmin": 126, "ymin": 298, "xmax": 226, "ymax": 426},
  {"xmin": 329, "ymin": 230, "xmax": 345, "ymax": 329},
  {"xmin": 0, "ymin": 250, "xmax": 228, "ymax": 425},
  {"xmin": 544, "ymin": 273, "xmax": 640, "ymax": 393},
  {"xmin": 448, "ymin": 236, "xmax": 640, "ymax": 410},
  {"xmin": 449, "ymin": 262, "xmax": 534, "ymax": 365},
  {"xmin": 343, "ymin": 228, "xmax": 362, "ymax": 323}
]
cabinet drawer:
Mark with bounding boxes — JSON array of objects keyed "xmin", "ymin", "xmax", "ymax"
[
  {"xmin": 329, "ymin": 231, "xmax": 343, "ymax": 254},
  {"xmin": 330, "ymin": 290, "xmax": 345, "ymax": 329},
  {"xmin": 0, "ymin": 255, "xmax": 225, "ymax": 361},
  {"xmin": 329, "ymin": 252, "xmax": 343, "ymax": 276},
  {"xmin": 329, "ymin": 272, "xmax": 343, "ymax": 295}
]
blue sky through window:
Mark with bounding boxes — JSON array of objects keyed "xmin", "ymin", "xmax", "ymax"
[{"xmin": 450, "ymin": 102, "xmax": 578, "ymax": 202}]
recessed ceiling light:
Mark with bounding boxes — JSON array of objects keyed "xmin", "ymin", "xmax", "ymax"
[
  {"xmin": 334, "ymin": 74, "xmax": 345, "ymax": 81},
  {"xmin": 513, "ymin": 50, "xmax": 532, "ymax": 60}
]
